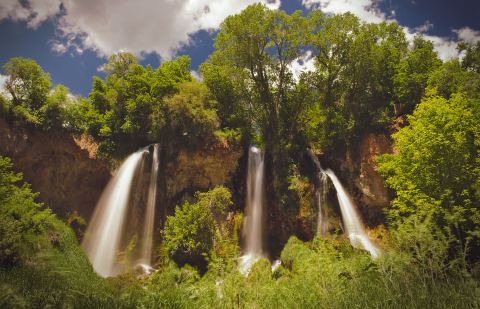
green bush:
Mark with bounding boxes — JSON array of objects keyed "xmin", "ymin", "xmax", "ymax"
[{"xmin": 163, "ymin": 187, "xmax": 233, "ymax": 270}]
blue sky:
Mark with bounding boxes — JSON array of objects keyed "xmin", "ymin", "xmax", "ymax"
[{"xmin": 0, "ymin": 0, "xmax": 479, "ymax": 97}]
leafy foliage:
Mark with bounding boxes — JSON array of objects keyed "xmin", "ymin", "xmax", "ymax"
[
  {"xmin": 71, "ymin": 52, "xmax": 220, "ymax": 158},
  {"xmin": 378, "ymin": 93, "xmax": 480, "ymax": 257},
  {"xmin": 459, "ymin": 41, "xmax": 480, "ymax": 73},
  {"xmin": 0, "ymin": 156, "xmax": 116, "ymax": 307},
  {"xmin": 150, "ymin": 81, "xmax": 219, "ymax": 151},
  {"xmin": 393, "ymin": 36, "xmax": 442, "ymax": 114},
  {"xmin": 163, "ymin": 187, "xmax": 234, "ymax": 270},
  {"xmin": 0, "ymin": 156, "xmax": 52, "ymax": 267}
]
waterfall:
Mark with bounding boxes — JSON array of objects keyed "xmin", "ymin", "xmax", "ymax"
[
  {"xmin": 308, "ymin": 150, "xmax": 329, "ymax": 236},
  {"xmin": 239, "ymin": 146, "xmax": 265, "ymax": 275},
  {"xmin": 324, "ymin": 169, "xmax": 381, "ymax": 258},
  {"xmin": 82, "ymin": 149, "xmax": 147, "ymax": 277},
  {"xmin": 315, "ymin": 173, "xmax": 329, "ymax": 236},
  {"xmin": 139, "ymin": 144, "xmax": 159, "ymax": 270}
]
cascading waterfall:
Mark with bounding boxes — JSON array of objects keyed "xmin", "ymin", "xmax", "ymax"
[
  {"xmin": 324, "ymin": 169, "xmax": 381, "ymax": 258},
  {"xmin": 139, "ymin": 144, "xmax": 159, "ymax": 272},
  {"xmin": 82, "ymin": 149, "xmax": 147, "ymax": 277},
  {"xmin": 239, "ymin": 146, "xmax": 265, "ymax": 275},
  {"xmin": 308, "ymin": 150, "xmax": 329, "ymax": 236},
  {"xmin": 315, "ymin": 172, "xmax": 329, "ymax": 236}
]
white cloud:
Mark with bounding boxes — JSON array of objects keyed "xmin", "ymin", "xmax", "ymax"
[
  {"xmin": 0, "ymin": 74, "xmax": 7, "ymax": 86},
  {"xmin": 453, "ymin": 27, "xmax": 480, "ymax": 44},
  {"xmin": 302, "ymin": 0, "xmax": 387, "ymax": 23},
  {"xmin": 413, "ymin": 20, "xmax": 433, "ymax": 33},
  {"xmin": 0, "ymin": 0, "xmax": 31, "ymax": 23},
  {"xmin": 190, "ymin": 70, "xmax": 203, "ymax": 81},
  {"xmin": 289, "ymin": 51, "xmax": 316, "ymax": 81},
  {"xmin": 56, "ymin": 0, "xmax": 280, "ymax": 59},
  {"xmin": 0, "ymin": 0, "xmax": 60, "ymax": 29},
  {"xmin": 1, "ymin": 0, "xmax": 479, "ymax": 64},
  {"xmin": 1, "ymin": 0, "xmax": 281, "ymax": 59},
  {"xmin": 423, "ymin": 34, "xmax": 458, "ymax": 60},
  {"xmin": 26, "ymin": 0, "xmax": 61, "ymax": 29}
]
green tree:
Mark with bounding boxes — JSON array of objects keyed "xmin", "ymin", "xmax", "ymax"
[
  {"xmin": 151, "ymin": 81, "xmax": 219, "ymax": 151},
  {"xmin": 162, "ymin": 187, "xmax": 233, "ymax": 270},
  {"xmin": 86, "ymin": 52, "xmax": 193, "ymax": 156},
  {"xmin": 378, "ymin": 93, "xmax": 480, "ymax": 258},
  {"xmin": 458, "ymin": 41, "xmax": 480, "ymax": 73},
  {"xmin": 393, "ymin": 36, "xmax": 442, "ymax": 114},
  {"xmin": 306, "ymin": 13, "xmax": 407, "ymax": 150},
  {"xmin": 200, "ymin": 61, "xmax": 250, "ymax": 131},
  {"xmin": 3, "ymin": 57, "xmax": 51, "ymax": 125},
  {"xmin": 41, "ymin": 84, "xmax": 71, "ymax": 130},
  {"xmin": 207, "ymin": 4, "xmax": 308, "ymax": 205},
  {"xmin": 0, "ymin": 156, "xmax": 52, "ymax": 267},
  {"xmin": 427, "ymin": 59, "xmax": 480, "ymax": 99}
]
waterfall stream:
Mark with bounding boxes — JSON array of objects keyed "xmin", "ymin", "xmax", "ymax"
[
  {"xmin": 239, "ymin": 146, "xmax": 265, "ymax": 275},
  {"xmin": 324, "ymin": 169, "xmax": 381, "ymax": 258},
  {"xmin": 139, "ymin": 144, "xmax": 159, "ymax": 271},
  {"xmin": 308, "ymin": 150, "xmax": 380, "ymax": 257},
  {"xmin": 316, "ymin": 172, "xmax": 329, "ymax": 236},
  {"xmin": 308, "ymin": 150, "xmax": 329, "ymax": 236},
  {"xmin": 82, "ymin": 149, "xmax": 147, "ymax": 277}
]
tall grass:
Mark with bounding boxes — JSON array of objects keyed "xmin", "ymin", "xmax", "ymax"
[
  {"xmin": 2, "ymin": 233, "xmax": 478, "ymax": 308},
  {"xmin": 135, "ymin": 236, "xmax": 479, "ymax": 308}
]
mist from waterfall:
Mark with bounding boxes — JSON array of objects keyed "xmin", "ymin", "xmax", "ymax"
[
  {"xmin": 139, "ymin": 144, "xmax": 159, "ymax": 269},
  {"xmin": 239, "ymin": 146, "xmax": 265, "ymax": 275},
  {"xmin": 82, "ymin": 149, "xmax": 147, "ymax": 277},
  {"xmin": 324, "ymin": 169, "xmax": 381, "ymax": 258}
]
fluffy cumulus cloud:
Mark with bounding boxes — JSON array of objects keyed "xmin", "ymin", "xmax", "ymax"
[
  {"xmin": 0, "ymin": 0, "xmax": 61, "ymax": 29},
  {"xmin": 454, "ymin": 27, "xmax": 480, "ymax": 44},
  {"xmin": 0, "ymin": 0, "xmax": 280, "ymax": 59},
  {"xmin": 301, "ymin": 0, "xmax": 479, "ymax": 60},
  {"xmin": 0, "ymin": 0, "xmax": 31, "ymax": 24},
  {"xmin": 289, "ymin": 51, "xmax": 316, "ymax": 81},
  {"xmin": 302, "ymin": 0, "xmax": 387, "ymax": 23}
]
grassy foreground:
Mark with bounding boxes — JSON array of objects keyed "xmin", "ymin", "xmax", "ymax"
[{"xmin": 3, "ymin": 234, "xmax": 479, "ymax": 308}]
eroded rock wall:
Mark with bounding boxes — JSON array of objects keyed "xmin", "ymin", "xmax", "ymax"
[
  {"xmin": 330, "ymin": 132, "xmax": 393, "ymax": 226},
  {"xmin": 165, "ymin": 142, "xmax": 243, "ymax": 200},
  {"xmin": 0, "ymin": 119, "xmax": 111, "ymax": 221},
  {"xmin": 0, "ymin": 118, "xmax": 244, "ymax": 227}
]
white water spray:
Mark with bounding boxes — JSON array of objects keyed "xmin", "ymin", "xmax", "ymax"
[
  {"xmin": 239, "ymin": 146, "xmax": 265, "ymax": 275},
  {"xmin": 324, "ymin": 169, "xmax": 381, "ymax": 258},
  {"xmin": 139, "ymin": 144, "xmax": 159, "ymax": 268},
  {"xmin": 82, "ymin": 150, "xmax": 147, "ymax": 277}
]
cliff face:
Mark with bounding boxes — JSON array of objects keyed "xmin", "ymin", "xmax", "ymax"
[
  {"xmin": 165, "ymin": 142, "xmax": 243, "ymax": 200},
  {"xmin": 0, "ymin": 119, "xmax": 243, "ymax": 227},
  {"xmin": 0, "ymin": 119, "xmax": 111, "ymax": 221},
  {"xmin": 357, "ymin": 134, "xmax": 392, "ymax": 209},
  {"xmin": 335, "ymin": 132, "xmax": 393, "ymax": 226}
]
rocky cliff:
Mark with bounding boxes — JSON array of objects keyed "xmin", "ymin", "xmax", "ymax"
[
  {"xmin": 165, "ymin": 142, "xmax": 243, "ymax": 201},
  {"xmin": 332, "ymin": 132, "xmax": 393, "ymax": 226},
  {"xmin": 0, "ymin": 119, "xmax": 111, "ymax": 221},
  {"xmin": 0, "ymin": 119, "xmax": 243, "ymax": 228}
]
